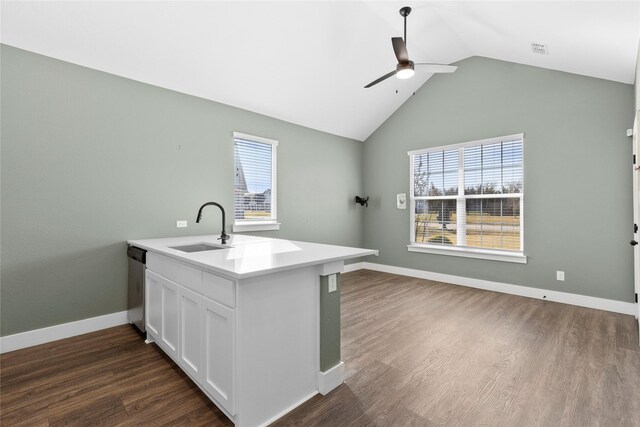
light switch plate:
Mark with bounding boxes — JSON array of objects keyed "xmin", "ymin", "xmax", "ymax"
[
  {"xmin": 328, "ymin": 274, "xmax": 337, "ymax": 293},
  {"xmin": 176, "ymin": 220, "xmax": 188, "ymax": 228},
  {"xmin": 556, "ymin": 271, "xmax": 565, "ymax": 281}
]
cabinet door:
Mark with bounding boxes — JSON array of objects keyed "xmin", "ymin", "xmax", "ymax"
[
  {"xmin": 160, "ymin": 276, "xmax": 179, "ymax": 360},
  {"xmin": 202, "ymin": 297, "xmax": 235, "ymax": 415},
  {"xmin": 146, "ymin": 271, "xmax": 162, "ymax": 339},
  {"xmin": 179, "ymin": 286, "xmax": 203, "ymax": 381}
]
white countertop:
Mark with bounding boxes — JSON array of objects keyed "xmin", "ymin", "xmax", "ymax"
[{"xmin": 127, "ymin": 234, "xmax": 378, "ymax": 279}]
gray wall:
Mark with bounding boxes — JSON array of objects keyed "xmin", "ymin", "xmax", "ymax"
[
  {"xmin": 363, "ymin": 56, "xmax": 635, "ymax": 302},
  {"xmin": 2, "ymin": 46, "xmax": 635, "ymax": 337},
  {"xmin": 319, "ymin": 273, "xmax": 341, "ymax": 372},
  {"xmin": 1, "ymin": 45, "xmax": 364, "ymax": 336}
]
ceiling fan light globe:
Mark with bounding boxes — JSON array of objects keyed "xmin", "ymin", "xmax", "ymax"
[
  {"xmin": 396, "ymin": 61, "xmax": 415, "ymax": 80},
  {"xmin": 396, "ymin": 68, "xmax": 415, "ymax": 79}
]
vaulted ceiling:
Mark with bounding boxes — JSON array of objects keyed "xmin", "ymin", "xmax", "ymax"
[{"xmin": 2, "ymin": 1, "xmax": 638, "ymax": 141}]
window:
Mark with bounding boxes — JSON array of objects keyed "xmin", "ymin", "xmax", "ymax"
[
  {"xmin": 408, "ymin": 134, "xmax": 525, "ymax": 263},
  {"xmin": 233, "ymin": 132, "xmax": 279, "ymax": 232}
]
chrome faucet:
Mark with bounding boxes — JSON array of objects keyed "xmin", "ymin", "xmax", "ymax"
[{"xmin": 196, "ymin": 202, "xmax": 230, "ymax": 245}]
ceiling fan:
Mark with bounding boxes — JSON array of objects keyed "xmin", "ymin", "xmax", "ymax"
[{"xmin": 364, "ymin": 6, "xmax": 457, "ymax": 88}]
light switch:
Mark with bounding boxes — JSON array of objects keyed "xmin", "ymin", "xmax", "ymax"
[{"xmin": 328, "ymin": 274, "xmax": 337, "ymax": 293}]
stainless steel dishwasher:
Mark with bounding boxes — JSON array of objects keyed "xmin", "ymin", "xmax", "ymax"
[{"xmin": 127, "ymin": 245, "xmax": 146, "ymax": 333}]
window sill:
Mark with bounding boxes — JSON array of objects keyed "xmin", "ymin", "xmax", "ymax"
[
  {"xmin": 233, "ymin": 221, "xmax": 281, "ymax": 232},
  {"xmin": 407, "ymin": 244, "xmax": 527, "ymax": 264}
]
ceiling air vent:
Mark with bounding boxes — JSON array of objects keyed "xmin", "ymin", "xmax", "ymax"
[{"xmin": 530, "ymin": 43, "xmax": 549, "ymax": 55}]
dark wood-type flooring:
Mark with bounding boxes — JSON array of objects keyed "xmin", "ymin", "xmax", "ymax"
[{"xmin": 2, "ymin": 270, "xmax": 639, "ymax": 426}]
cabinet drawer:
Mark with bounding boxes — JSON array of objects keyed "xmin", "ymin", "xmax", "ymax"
[
  {"xmin": 202, "ymin": 272, "xmax": 236, "ymax": 308},
  {"xmin": 180, "ymin": 264, "xmax": 202, "ymax": 294},
  {"xmin": 147, "ymin": 253, "xmax": 180, "ymax": 284}
]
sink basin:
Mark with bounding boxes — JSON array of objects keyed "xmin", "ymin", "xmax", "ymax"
[{"xmin": 170, "ymin": 243, "xmax": 226, "ymax": 253}]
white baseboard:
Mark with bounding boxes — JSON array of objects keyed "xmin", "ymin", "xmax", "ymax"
[
  {"xmin": 359, "ymin": 262, "xmax": 636, "ymax": 316},
  {"xmin": 2, "ymin": 263, "xmax": 633, "ymax": 353},
  {"xmin": 343, "ymin": 262, "xmax": 364, "ymax": 273},
  {"xmin": 317, "ymin": 361, "xmax": 345, "ymax": 395},
  {"xmin": 0, "ymin": 311, "xmax": 129, "ymax": 354}
]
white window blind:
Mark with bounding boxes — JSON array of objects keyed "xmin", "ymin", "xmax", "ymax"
[
  {"xmin": 233, "ymin": 132, "xmax": 277, "ymax": 224},
  {"xmin": 409, "ymin": 134, "xmax": 523, "ymax": 255}
]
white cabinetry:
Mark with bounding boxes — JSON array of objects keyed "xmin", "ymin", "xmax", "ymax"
[
  {"xmin": 146, "ymin": 255, "xmax": 236, "ymax": 416},
  {"xmin": 178, "ymin": 286, "xmax": 203, "ymax": 381},
  {"xmin": 129, "ymin": 234, "xmax": 376, "ymax": 427},
  {"xmin": 146, "ymin": 270, "xmax": 179, "ymax": 361},
  {"xmin": 146, "ymin": 271, "xmax": 162, "ymax": 337},
  {"xmin": 202, "ymin": 297, "xmax": 235, "ymax": 414}
]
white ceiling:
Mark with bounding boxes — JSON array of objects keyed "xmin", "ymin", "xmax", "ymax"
[{"xmin": 2, "ymin": 1, "xmax": 639, "ymax": 141}]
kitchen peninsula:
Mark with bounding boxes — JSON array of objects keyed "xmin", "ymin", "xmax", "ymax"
[{"xmin": 127, "ymin": 234, "xmax": 377, "ymax": 426}]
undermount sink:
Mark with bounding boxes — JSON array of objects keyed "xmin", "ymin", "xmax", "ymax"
[{"xmin": 170, "ymin": 243, "xmax": 227, "ymax": 253}]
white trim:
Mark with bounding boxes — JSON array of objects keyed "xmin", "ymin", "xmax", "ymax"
[
  {"xmin": 320, "ymin": 261, "xmax": 344, "ymax": 276},
  {"xmin": 318, "ymin": 361, "xmax": 345, "ymax": 395},
  {"xmin": 271, "ymin": 141, "xmax": 278, "ymax": 220},
  {"xmin": 256, "ymin": 390, "xmax": 318, "ymax": 427},
  {"xmin": 413, "ymin": 193, "xmax": 523, "ymax": 200},
  {"xmin": 633, "ymin": 112, "xmax": 640, "ymax": 330},
  {"xmin": 0, "ymin": 310, "xmax": 129, "ymax": 354},
  {"xmin": 361, "ymin": 262, "xmax": 635, "ymax": 315},
  {"xmin": 409, "ymin": 154, "xmax": 416, "ymax": 242},
  {"xmin": 233, "ymin": 132, "xmax": 278, "ymax": 227},
  {"xmin": 343, "ymin": 262, "xmax": 364, "ymax": 273},
  {"xmin": 408, "ymin": 134, "xmax": 524, "ymax": 255},
  {"xmin": 407, "ymin": 133, "xmax": 524, "ymax": 156},
  {"xmin": 232, "ymin": 221, "xmax": 280, "ymax": 232},
  {"xmin": 233, "ymin": 131, "xmax": 278, "ymax": 146},
  {"xmin": 407, "ymin": 244, "xmax": 527, "ymax": 264}
]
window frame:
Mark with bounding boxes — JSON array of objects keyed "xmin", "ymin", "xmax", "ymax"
[
  {"xmin": 232, "ymin": 131, "xmax": 280, "ymax": 232},
  {"xmin": 407, "ymin": 133, "xmax": 526, "ymax": 264}
]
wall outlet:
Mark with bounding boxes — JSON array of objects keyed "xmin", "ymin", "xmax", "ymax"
[
  {"xmin": 176, "ymin": 220, "xmax": 188, "ymax": 228},
  {"xmin": 328, "ymin": 274, "xmax": 337, "ymax": 293},
  {"xmin": 556, "ymin": 271, "xmax": 565, "ymax": 281}
]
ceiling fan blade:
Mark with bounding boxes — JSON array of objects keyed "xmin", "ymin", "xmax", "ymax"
[
  {"xmin": 392, "ymin": 37, "xmax": 409, "ymax": 63},
  {"xmin": 414, "ymin": 63, "xmax": 458, "ymax": 73},
  {"xmin": 364, "ymin": 70, "xmax": 398, "ymax": 88}
]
